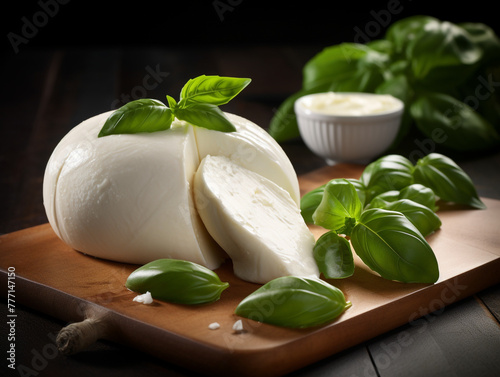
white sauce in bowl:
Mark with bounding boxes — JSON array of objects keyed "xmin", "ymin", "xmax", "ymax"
[{"xmin": 299, "ymin": 92, "xmax": 402, "ymax": 116}]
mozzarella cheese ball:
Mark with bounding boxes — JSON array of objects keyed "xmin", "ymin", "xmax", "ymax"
[{"xmin": 43, "ymin": 111, "xmax": 300, "ymax": 269}]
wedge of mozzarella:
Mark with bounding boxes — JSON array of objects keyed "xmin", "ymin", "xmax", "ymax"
[
  {"xmin": 194, "ymin": 155, "xmax": 319, "ymax": 284},
  {"xmin": 194, "ymin": 113, "xmax": 300, "ymax": 206}
]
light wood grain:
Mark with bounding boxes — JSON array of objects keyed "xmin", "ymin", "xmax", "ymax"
[{"xmin": 1, "ymin": 164, "xmax": 499, "ymax": 377}]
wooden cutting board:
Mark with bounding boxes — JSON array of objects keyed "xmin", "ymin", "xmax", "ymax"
[{"xmin": 1, "ymin": 163, "xmax": 500, "ymax": 377}]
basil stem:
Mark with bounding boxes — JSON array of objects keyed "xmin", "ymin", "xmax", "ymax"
[
  {"xmin": 126, "ymin": 259, "xmax": 229, "ymax": 305},
  {"xmin": 235, "ymin": 276, "xmax": 351, "ymax": 328}
]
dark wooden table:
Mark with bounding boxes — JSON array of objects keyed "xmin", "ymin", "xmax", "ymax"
[{"xmin": 2, "ymin": 2, "xmax": 500, "ymax": 376}]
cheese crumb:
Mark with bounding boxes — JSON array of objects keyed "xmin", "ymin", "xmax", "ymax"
[
  {"xmin": 133, "ymin": 291, "xmax": 153, "ymax": 304},
  {"xmin": 208, "ymin": 322, "xmax": 220, "ymax": 330},
  {"xmin": 232, "ymin": 319, "xmax": 244, "ymax": 333}
]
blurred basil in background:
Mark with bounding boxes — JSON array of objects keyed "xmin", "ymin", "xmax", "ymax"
[{"xmin": 269, "ymin": 15, "xmax": 500, "ymax": 153}]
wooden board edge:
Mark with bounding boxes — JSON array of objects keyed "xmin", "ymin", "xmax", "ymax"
[{"xmin": 2, "ymin": 253, "xmax": 500, "ymax": 377}]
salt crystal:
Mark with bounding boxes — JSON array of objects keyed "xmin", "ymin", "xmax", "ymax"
[
  {"xmin": 208, "ymin": 322, "xmax": 220, "ymax": 330},
  {"xmin": 133, "ymin": 291, "xmax": 153, "ymax": 304},
  {"xmin": 232, "ymin": 319, "xmax": 244, "ymax": 333}
]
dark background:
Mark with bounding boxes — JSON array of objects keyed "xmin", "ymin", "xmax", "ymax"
[{"xmin": 3, "ymin": 0, "xmax": 500, "ymax": 53}]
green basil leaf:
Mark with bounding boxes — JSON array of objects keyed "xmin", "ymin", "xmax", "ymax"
[
  {"xmin": 385, "ymin": 15, "xmax": 438, "ymax": 55},
  {"xmin": 268, "ymin": 87, "xmax": 321, "ymax": 142},
  {"xmin": 360, "ymin": 154, "xmax": 415, "ymax": 203},
  {"xmin": 410, "ymin": 93, "xmax": 500, "ymax": 151},
  {"xmin": 375, "ymin": 199, "xmax": 442, "ymax": 237},
  {"xmin": 368, "ymin": 184, "xmax": 438, "ymax": 212},
  {"xmin": 303, "ymin": 43, "xmax": 386, "ymax": 93},
  {"xmin": 375, "ymin": 74, "xmax": 413, "ymax": 147},
  {"xmin": 174, "ymin": 103, "xmax": 236, "ymax": 132},
  {"xmin": 98, "ymin": 99, "xmax": 173, "ymax": 137},
  {"xmin": 351, "ymin": 209, "xmax": 439, "ymax": 283},
  {"xmin": 301, "ymin": 179, "xmax": 365, "ymax": 224},
  {"xmin": 313, "ymin": 231, "xmax": 354, "ymax": 279},
  {"xmin": 166, "ymin": 95, "xmax": 178, "ymax": 109},
  {"xmin": 459, "ymin": 22, "xmax": 500, "ymax": 65},
  {"xmin": 300, "ymin": 184, "xmax": 326, "ymax": 224},
  {"xmin": 235, "ymin": 276, "xmax": 351, "ymax": 328},
  {"xmin": 179, "ymin": 75, "xmax": 251, "ymax": 106},
  {"xmin": 366, "ymin": 190, "xmax": 400, "ymax": 209},
  {"xmin": 313, "ymin": 179, "xmax": 363, "ymax": 236},
  {"xmin": 413, "ymin": 153, "xmax": 486, "ymax": 209},
  {"xmin": 407, "ymin": 20, "xmax": 483, "ymax": 88},
  {"xmin": 400, "ymin": 184, "xmax": 438, "ymax": 212},
  {"xmin": 125, "ymin": 259, "xmax": 229, "ymax": 305}
]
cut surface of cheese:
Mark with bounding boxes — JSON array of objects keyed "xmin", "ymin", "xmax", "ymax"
[
  {"xmin": 194, "ymin": 155, "xmax": 319, "ymax": 284},
  {"xmin": 194, "ymin": 113, "xmax": 300, "ymax": 206}
]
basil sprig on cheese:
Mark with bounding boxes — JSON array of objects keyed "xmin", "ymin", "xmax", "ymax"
[{"xmin": 98, "ymin": 75, "xmax": 251, "ymax": 137}]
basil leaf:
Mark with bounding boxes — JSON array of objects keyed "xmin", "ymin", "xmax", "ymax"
[
  {"xmin": 313, "ymin": 179, "xmax": 363, "ymax": 236},
  {"xmin": 300, "ymin": 184, "xmax": 326, "ymax": 224},
  {"xmin": 375, "ymin": 74, "xmax": 413, "ymax": 147},
  {"xmin": 360, "ymin": 154, "xmax": 414, "ymax": 203},
  {"xmin": 373, "ymin": 199, "xmax": 442, "ymax": 237},
  {"xmin": 98, "ymin": 99, "xmax": 173, "ymax": 137},
  {"xmin": 301, "ymin": 179, "xmax": 365, "ymax": 224},
  {"xmin": 400, "ymin": 184, "xmax": 438, "ymax": 211},
  {"xmin": 366, "ymin": 190, "xmax": 400, "ymax": 209},
  {"xmin": 174, "ymin": 103, "xmax": 236, "ymax": 132},
  {"xmin": 303, "ymin": 43, "xmax": 386, "ymax": 93},
  {"xmin": 407, "ymin": 20, "xmax": 483, "ymax": 89},
  {"xmin": 413, "ymin": 153, "xmax": 486, "ymax": 209},
  {"xmin": 313, "ymin": 231, "xmax": 354, "ymax": 279},
  {"xmin": 268, "ymin": 88, "xmax": 319, "ymax": 142},
  {"xmin": 179, "ymin": 75, "xmax": 251, "ymax": 106},
  {"xmin": 351, "ymin": 208, "xmax": 439, "ymax": 283},
  {"xmin": 368, "ymin": 184, "xmax": 438, "ymax": 212},
  {"xmin": 125, "ymin": 259, "xmax": 229, "ymax": 305},
  {"xmin": 410, "ymin": 93, "xmax": 500, "ymax": 151},
  {"xmin": 385, "ymin": 15, "xmax": 438, "ymax": 55},
  {"xmin": 235, "ymin": 276, "xmax": 351, "ymax": 328}
]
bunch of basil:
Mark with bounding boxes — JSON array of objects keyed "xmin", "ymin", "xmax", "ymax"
[
  {"xmin": 301, "ymin": 153, "xmax": 486, "ymax": 284},
  {"xmin": 269, "ymin": 16, "xmax": 500, "ymax": 152}
]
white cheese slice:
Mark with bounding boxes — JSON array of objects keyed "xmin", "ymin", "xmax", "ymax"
[
  {"xmin": 194, "ymin": 155, "xmax": 319, "ymax": 284},
  {"xmin": 44, "ymin": 111, "xmax": 224, "ymax": 268},
  {"xmin": 194, "ymin": 113, "xmax": 300, "ymax": 206}
]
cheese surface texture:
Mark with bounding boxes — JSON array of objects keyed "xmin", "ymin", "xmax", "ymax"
[
  {"xmin": 43, "ymin": 111, "xmax": 305, "ymax": 278},
  {"xmin": 194, "ymin": 155, "xmax": 319, "ymax": 284}
]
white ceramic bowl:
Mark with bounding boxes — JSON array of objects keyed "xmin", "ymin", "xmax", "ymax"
[{"xmin": 294, "ymin": 92, "xmax": 404, "ymax": 165}]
